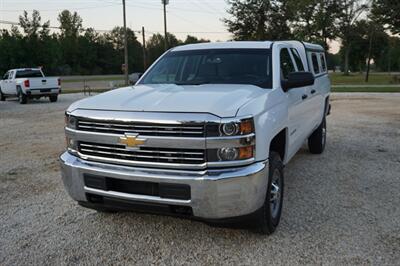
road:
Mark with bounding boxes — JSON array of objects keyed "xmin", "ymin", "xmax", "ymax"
[{"xmin": 1, "ymin": 93, "xmax": 399, "ymax": 265}]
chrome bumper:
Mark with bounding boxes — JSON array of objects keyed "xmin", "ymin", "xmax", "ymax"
[
  {"xmin": 60, "ymin": 152, "xmax": 268, "ymax": 219},
  {"xmin": 27, "ymin": 88, "xmax": 59, "ymax": 95}
]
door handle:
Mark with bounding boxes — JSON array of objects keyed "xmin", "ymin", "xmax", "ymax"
[
  {"xmin": 302, "ymin": 94, "xmax": 308, "ymax": 100},
  {"xmin": 311, "ymin": 89, "xmax": 316, "ymax": 94}
]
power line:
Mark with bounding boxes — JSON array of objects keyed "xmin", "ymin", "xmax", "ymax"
[{"xmin": 0, "ymin": 3, "xmax": 121, "ymax": 12}]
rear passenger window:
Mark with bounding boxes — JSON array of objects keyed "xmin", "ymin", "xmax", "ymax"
[
  {"xmin": 280, "ymin": 49, "xmax": 296, "ymax": 80},
  {"xmin": 2, "ymin": 72, "xmax": 8, "ymax": 80},
  {"xmin": 311, "ymin": 53, "xmax": 320, "ymax": 74},
  {"xmin": 290, "ymin": 48, "xmax": 305, "ymax": 71},
  {"xmin": 320, "ymin": 53, "xmax": 327, "ymax": 72}
]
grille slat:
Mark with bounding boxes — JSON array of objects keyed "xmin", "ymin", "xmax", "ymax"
[
  {"xmin": 78, "ymin": 141, "xmax": 206, "ymax": 165},
  {"xmin": 79, "ymin": 143, "xmax": 203, "ymax": 155},
  {"xmin": 79, "ymin": 121, "xmax": 203, "ymax": 130},
  {"xmin": 77, "ymin": 119, "xmax": 205, "ymax": 137}
]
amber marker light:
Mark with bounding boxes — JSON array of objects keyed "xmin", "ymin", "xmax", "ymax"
[
  {"xmin": 240, "ymin": 120, "xmax": 254, "ymax": 135},
  {"xmin": 238, "ymin": 146, "xmax": 254, "ymax": 160}
]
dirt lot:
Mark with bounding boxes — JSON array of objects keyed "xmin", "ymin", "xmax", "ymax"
[{"xmin": 0, "ymin": 93, "xmax": 399, "ymax": 265}]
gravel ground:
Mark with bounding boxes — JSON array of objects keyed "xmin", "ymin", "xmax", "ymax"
[{"xmin": 0, "ymin": 93, "xmax": 399, "ymax": 265}]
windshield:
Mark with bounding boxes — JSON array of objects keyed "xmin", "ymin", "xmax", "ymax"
[
  {"xmin": 140, "ymin": 49, "xmax": 272, "ymax": 88},
  {"xmin": 15, "ymin": 69, "xmax": 43, "ymax": 78}
]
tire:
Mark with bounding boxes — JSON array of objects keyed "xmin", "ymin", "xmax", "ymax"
[
  {"xmin": 18, "ymin": 89, "xmax": 27, "ymax": 104},
  {"xmin": 0, "ymin": 88, "xmax": 5, "ymax": 101},
  {"xmin": 256, "ymin": 151, "xmax": 284, "ymax": 235},
  {"xmin": 308, "ymin": 117, "xmax": 326, "ymax": 154},
  {"xmin": 49, "ymin": 95, "xmax": 58, "ymax": 102}
]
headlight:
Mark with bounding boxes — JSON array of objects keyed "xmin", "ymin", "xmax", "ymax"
[
  {"xmin": 65, "ymin": 114, "xmax": 77, "ymax": 129},
  {"xmin": 218, "ymin": 147, "xmax": 238, "ymax": 161},
  {"xmin": 66, "ymin": 137, "xmax": 77, "ymax": 150},
  {"xmin": 219, "ymin": 118, "xmax": 254, "ymax": 136},
  {"xmin": 221, "ymin": 122, "xmax": 238, "ymax": 136},
  {"xmin": 216, "ymin": 146, "xmax": 254, "ymax": 161}
]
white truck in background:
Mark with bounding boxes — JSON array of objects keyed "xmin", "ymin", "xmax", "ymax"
[{"xmin": 0, "ymin": 68, "xmax": 61, "ymax": 104}]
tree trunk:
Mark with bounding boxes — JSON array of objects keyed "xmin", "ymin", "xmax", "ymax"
[
  {"xmin": 365, "ymin": 33, "xmax": 373, "ymax": 82},
  {"xmin": 344, "ymin": 46, "xmax": 350, "ymax": 76}
]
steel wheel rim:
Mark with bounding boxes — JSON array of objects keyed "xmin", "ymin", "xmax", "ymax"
[
  {"xmin": 270, "ymin": 169, "xmax": 282, "ymax": 219},
  {"xmin": 322, "ymin": 123, "xmax": 326, "ymax": 146}
]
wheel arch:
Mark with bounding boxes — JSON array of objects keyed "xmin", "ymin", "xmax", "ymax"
[{"xmin": 269, "ymin": 128, "xmax": 288, "ymax": 162}]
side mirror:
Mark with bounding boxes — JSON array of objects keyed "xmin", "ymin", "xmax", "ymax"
[{"xmin": 281, "ymin": 71, "xmax": 315, "ymax": 91}]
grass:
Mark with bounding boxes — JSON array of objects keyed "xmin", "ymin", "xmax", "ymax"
[
  {"xmin": 61, "ymin": 75, "xmax": 123, "ymax": 83},
  {"xmin": 329, "ymin": 72, "xmax": 400, "ymax": 85},
  {"xmin": 331, "ymin": 86, "xmax": 400, "ymax": 93},
  {"xmin": 61, "ymin": 88, "xmax": 111, "ymax": 94}
]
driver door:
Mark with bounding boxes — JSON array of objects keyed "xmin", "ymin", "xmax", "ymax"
[
  {"xmin": 4, "ymin": 71, "xmax": 15, "ymax": 94},
  {"xmin": 280, "ymin": 48, "xmax": 309, "ymax": 158}
]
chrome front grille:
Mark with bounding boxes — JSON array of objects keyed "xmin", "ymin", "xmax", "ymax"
[
  {"xmin": 78, "ymin": 141, "xmax": 206, "ymax": 165},
  {"xmin": 77, "ymin": 119, "xmax": 205, "ymax": 137}
]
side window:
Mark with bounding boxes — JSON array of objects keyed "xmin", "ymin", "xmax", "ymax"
[
  {"xmin": 2, "ymin": 72, "xmax": 9, "ymax": 80},
  {"xmin": 8, "ymin": 71, "xmax": 14, "ymax": 79},
  {"xmin": 320, "ymin": 53, "xmax": 327, "ymax": 72},
  {"xmin": 280, "ymin": 48, "xmax": 296, "ymax": 80},
  {"xmin": 290, "ymin": 48, "xmax": 305, "ymax": 71},
  {"xmin": 311, "ymin": 53, "xmax": 320, "ymax": 74}
]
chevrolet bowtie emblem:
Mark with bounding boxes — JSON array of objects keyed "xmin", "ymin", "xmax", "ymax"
[{"xmin": 119, "ymin": 133, "xmax": 147, "ymax": 149}]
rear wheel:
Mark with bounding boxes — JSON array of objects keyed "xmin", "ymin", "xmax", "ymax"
[
  {"xmin": 256, "ymin": 152, "xmax": 284, "ymax": 235},
  {"xmin": 49, "ymin": 95, "xmax": 58, "ymax": 102},
  {"xmin": 308, "ymin": 117, "xmax": 326, "ymax": 154},
  {"xmin": 0, "ymin": 88, "xmax": 5, "ymax": 101},
  {"xmin": 18, "ymin": 90, "xmax": 27, "ymax": 104}
]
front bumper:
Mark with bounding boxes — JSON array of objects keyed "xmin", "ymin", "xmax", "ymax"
[{"xmin": 60, "ymin": 152, "xmax": 268, "ymax": 219}]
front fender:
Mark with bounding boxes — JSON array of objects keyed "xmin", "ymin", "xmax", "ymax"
[{"xmin": 236, "ymin": 89, "xmax": 288, "ymax": 162}]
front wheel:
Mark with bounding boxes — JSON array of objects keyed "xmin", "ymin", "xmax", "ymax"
[
  {"xmin": 308, "ymin": 117, "xmax": 326, "ymax": 154},
  {"xmin": 256, "ymin": 152, "xmax": 284, "ymax": 235}
]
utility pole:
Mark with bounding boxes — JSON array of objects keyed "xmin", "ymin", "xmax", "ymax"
[
  {"xmin": 162, "ymin": 0, "xmax": 169, "ymax": 51},
  {"xmin": 122, "ymin": 0, "xmax": 129, "ymax": 85},
  {"xmin": 142, "ymin": 26, "xmax": 147, "ymax": 71}
]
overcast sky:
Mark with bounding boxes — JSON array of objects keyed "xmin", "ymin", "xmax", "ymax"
[
  {"xmin": 0, "ymin": 0, "xmax": 230, "ymax": 40},
  {"xmin": 0, "ymin": 0, "xmax": 339, "ymax": 53}
]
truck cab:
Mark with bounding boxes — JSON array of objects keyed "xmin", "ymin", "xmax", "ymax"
[{"xmin": 60, "ymin": 41, "xmax": 330, "ymax": 234}]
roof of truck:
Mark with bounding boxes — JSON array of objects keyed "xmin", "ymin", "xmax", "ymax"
[
  {"xmin": 8, "ymin": 68, "xmax": 42, "ymax": 72},
  {"xmin": 172, "ymin": 40, "xmax": 324, "ymax": 52},
  {"xmin": 172, "ymin": 41, "xmax": 273, "ymax": 51}
]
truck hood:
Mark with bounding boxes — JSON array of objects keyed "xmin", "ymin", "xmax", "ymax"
[{"xmin": 68, "ymin": 84, "xmax": 268, "ymax": 117}]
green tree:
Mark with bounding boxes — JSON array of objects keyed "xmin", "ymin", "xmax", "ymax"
[
  {"xmin": 106, "ymin": 27, "xmax": 144, "ymax": 73},
  {"xmin": 58, "ymin": 10, "xmax": 83, "ymax": 74},
  {"xmin": 147, "ymin": 33, "xmax": 181, "ymax": 64},
  {"xmin": 19, "ymin": 10, "xmax": 49, "ymax": 38},
  {"xmin": 292, "ymin": 0, "xmax": 340, "ymax": 49},
  {"xmin": 371, "ymin": 0, "xmax": 400, "ymax": 35},
  {"xmin": 224, "ymin": 0, "xmax": 294, "ymax": 40},
  {"xmin": 337, "ymin": 0, "xmax": 369, "ymax": 75},
  {"xmin": 184, "ymin": 35, "xmax": 209, "ymax": 44}
]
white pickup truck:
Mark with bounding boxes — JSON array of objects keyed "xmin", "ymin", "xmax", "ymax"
[
  {"xmin": 60, "ymin": 41, "xmax": 331, "ymax": 234},
  {"xmin": 0, "ymin": 68, "xmax": 61, "ymax": 104}
]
